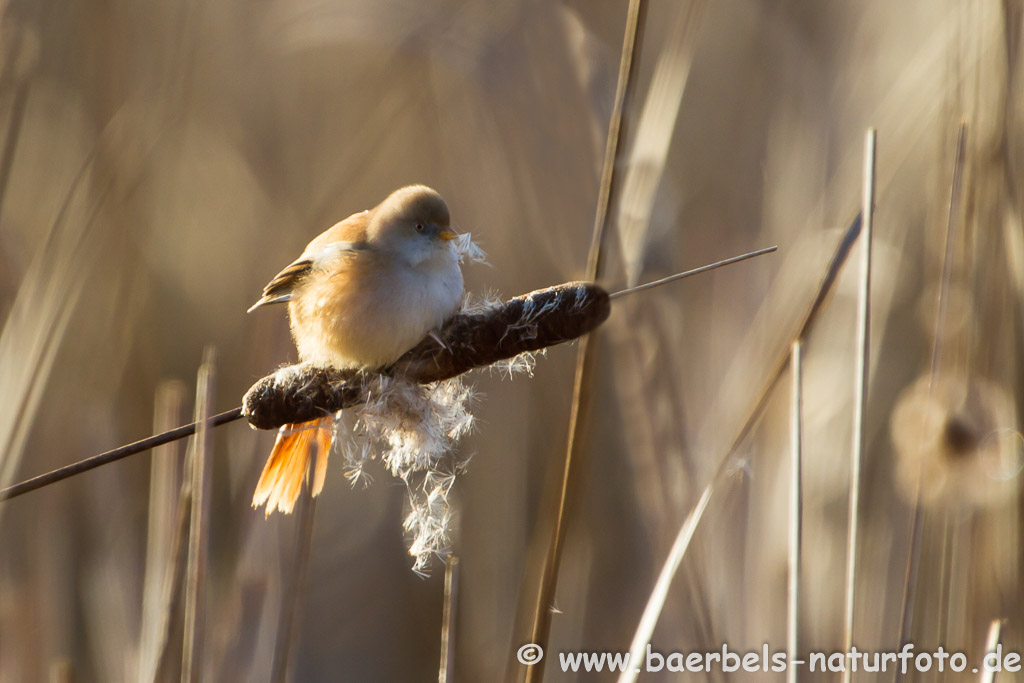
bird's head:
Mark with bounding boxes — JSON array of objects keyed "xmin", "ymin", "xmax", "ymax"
[{"xmin": 368, "ymin": 185, "xmax": 457, "ymax": 265}]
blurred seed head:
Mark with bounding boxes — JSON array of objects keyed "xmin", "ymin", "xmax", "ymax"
[{"xmin": 891, "ymin": 373, "xmax": 1021, "ymax": 508}]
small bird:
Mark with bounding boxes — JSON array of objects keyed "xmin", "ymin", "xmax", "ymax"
[{"xmin": 248, "ymin": 185, "xmax": 464, "ymax": 514}]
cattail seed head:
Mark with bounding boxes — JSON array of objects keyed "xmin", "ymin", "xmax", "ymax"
[{"xmin": 243, "ymin": 282, "xmax": 610, "ymax": 430}]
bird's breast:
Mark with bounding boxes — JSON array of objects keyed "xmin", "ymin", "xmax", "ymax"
[{"xmin": 289, "ymin": 250, "xmax": 463, "ymax": 369}]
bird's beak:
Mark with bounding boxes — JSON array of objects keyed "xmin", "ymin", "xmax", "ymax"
[{"xmin": 438, "ymin": 229, "xmax": 458, "ymax": 242}]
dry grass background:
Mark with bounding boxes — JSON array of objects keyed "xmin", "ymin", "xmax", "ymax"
[{"xmin": 0, "ymin": 0, "xmax": 1022, "ymax": 681}]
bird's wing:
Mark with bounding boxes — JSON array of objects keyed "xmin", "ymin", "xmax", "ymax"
[
  {"xmin": 246, "ymin": 258, "xmax": 314, "ymax": 312},
  {"xmin": 247, "ymin": 211, "xmax": 370, "ymax": 313}
]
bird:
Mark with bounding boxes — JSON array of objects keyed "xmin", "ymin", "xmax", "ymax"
[{"xmin": 247, "ymin": 185, "xmax": 464, "ymax": 514}]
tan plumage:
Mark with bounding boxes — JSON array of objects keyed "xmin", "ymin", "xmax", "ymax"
[{"xmin": 249, "ymin": 185, "xmax": 464, "ymax": 514}]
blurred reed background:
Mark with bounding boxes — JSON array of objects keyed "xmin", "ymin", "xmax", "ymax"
[{"xmin": 0, "ymin": 0, "xmax": 1022, "ymax": 681}]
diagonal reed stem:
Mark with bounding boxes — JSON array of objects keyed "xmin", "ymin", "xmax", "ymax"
[
  {"xmin": 616, "ymin": 479, "xmax": 715, "ymax": 683},
  {"xmin": 608, "ymin": 246, "xmax": 778, "ymax": 300},
  {"xmin": 618, "ymin": 174, "xmax": 873, "ymax": 681},
  {"xmin": 0, "ymin": 407, "xmax": 243, "ymax": 502}
]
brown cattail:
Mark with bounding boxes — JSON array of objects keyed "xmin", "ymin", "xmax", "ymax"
[{"xmin": 243, "ymin": 282, "xmax": 610, "ymax": 430}]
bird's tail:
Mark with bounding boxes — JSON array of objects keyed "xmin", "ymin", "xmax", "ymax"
[{"xmin": 252, "ymin": 417, "xmax": 334, "ymax": 516}]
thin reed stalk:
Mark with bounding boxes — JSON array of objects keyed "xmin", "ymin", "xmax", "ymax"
[
  {"xmin": 840, "ymin": 128, "xmax": 877, "ymax": 683},
  {"xmin": 270, "ymin": 493, "xmax": 318, "ymax": 683},
  {"xmin": 0, "ymin": 407, "xmax": 243, "ymax": 501},
  {"xmin": 980, "ymin": 619, "xmax": 1004, "ymax": 683},
  {"xmin": 897, "ymin": 122, "xmax": 969, "ymax": 660},
  {"xmin": 439, "ymin": 556, "xmax": 461, "ymax": 683},
  {"xmin": 139, "ymin": 381, "xmax": 187, "ymax": 682},
  {"xmin": 608, "ymin": 246, "xmax": 778, "ymax": 300},
  {"xmin": 788, "ymin": 341, "xmax": 803, "ymax": 683},
  {"xmin": 182, "ymin": 349, "xmax": 216, "ymax": 682},
  {"xmin": 152, "ymin": 463, "xmax": 197, "ymax": 681},
  {"xmin": 618, "ymin": 204, "xmax": 868, "ymax": 680}
]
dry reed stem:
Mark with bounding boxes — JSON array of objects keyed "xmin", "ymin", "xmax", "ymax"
[
  {"xmin": 439, "ymin": 556, "xmax": 460, "ymax": 683},
  {"xmin": 617, "ymin": 478, "xmax": 715, "ymax": 683},
  {"xmin": 182, "ymin": 348, "xmax": 215, "ymax": 683},
  {"xmin": 615, "ymin": 1, "xmax": 705, "ymax": 287},
  {"xmin": 608, "ymin": 246, "xmax": 778, "ymax": 301},
  {"xmin": 0, "ymin": 408, "xmax": 243, "ymax": 501},
  {"xmin": 897, "ymin": 122, "xmax": 969, "ymax": 656},
  {"xmin": 0, "ymin": 2, "xmax": 193, "ymax": 509},
  {"xmin": 139, "ymin": 381, "xmax": 187, "ymax": 682},
  {"xmin": 840, "ymin": 128, "xmax": 877, "ymax": 683},
  {"xmin": 0, "ymin": 136, "xmax": 102, "ymax": 508},
  {"xmin": 0, "ymin": 0, "xmax": 205, "ymax": 519},
  {"xmin": 980, "ymin": 619, "xmax": 1004, "ymax": 683},
  {"xmin": 270, "ymin": 493, "xmax": 318, "ymax": 683},
  {"xmin": 519, "ymin": 3, "xmax": 647, "ymax": 680},
  {"xmin": 619, "ymin": 208, "xmax": 865, "ymax": 679},
  {"xmin": 152, "ymin": 467, "xmax": 196, "ymax": 681},
  {"xmin": 788, "ymin": 341, "xmax": 804, "ymax": 683}
]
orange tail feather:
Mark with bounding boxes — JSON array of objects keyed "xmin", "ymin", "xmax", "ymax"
[{"xmin": 252, "ymin": 417, "xmax": 334, "ymax": 516}]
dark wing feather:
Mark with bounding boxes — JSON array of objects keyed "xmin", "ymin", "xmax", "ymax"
[
  {"xmin": 247, "ymin": 259, "xmax": 312, "ymax": 313},
  {"xmin": 248, "ymin": 209, "xmax": 369, "ymax": 314}
]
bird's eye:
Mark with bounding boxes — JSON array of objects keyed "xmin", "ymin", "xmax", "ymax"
[{"xmin": 415, "ymin": 223, "xmax": 425, "ymax": 232}]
